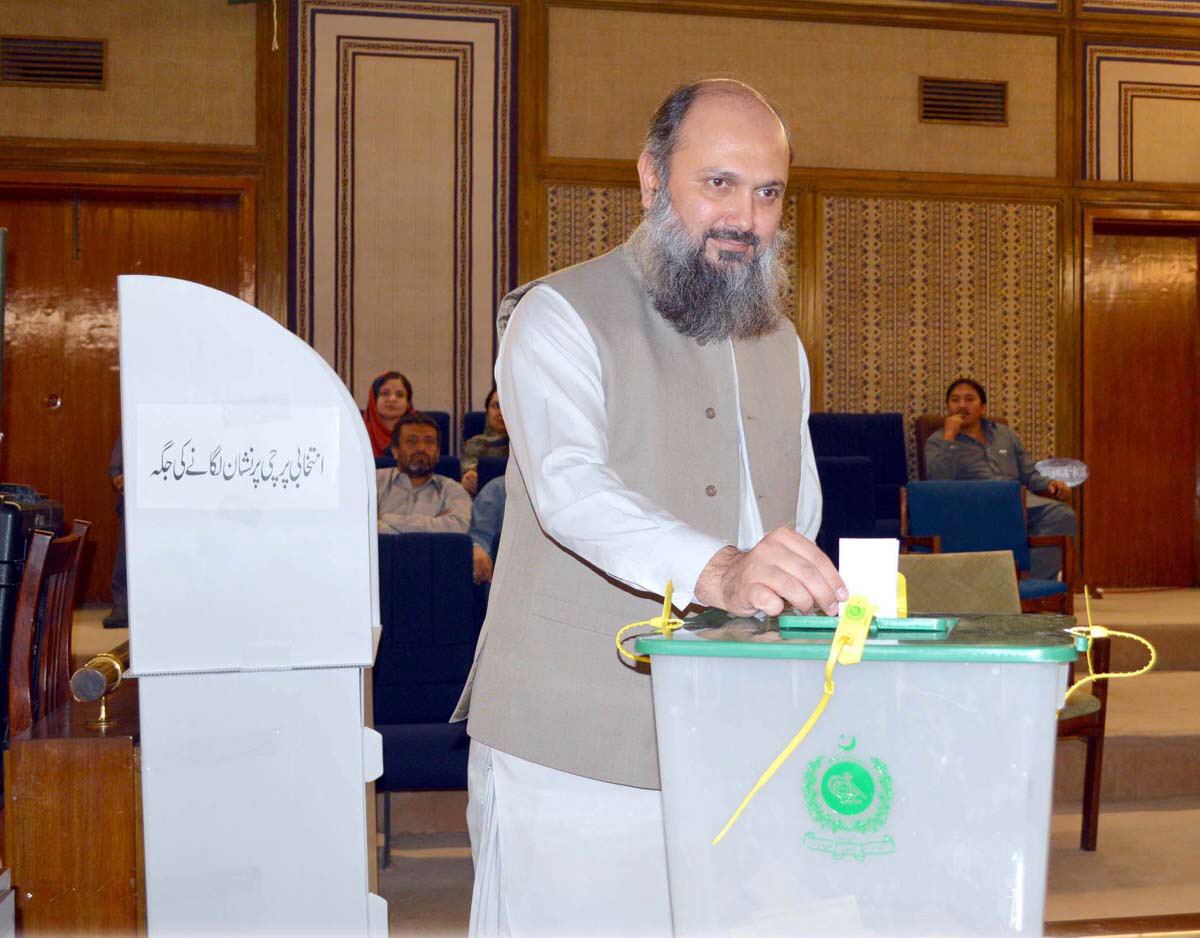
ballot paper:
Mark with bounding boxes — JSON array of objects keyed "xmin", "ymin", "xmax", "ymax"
[{"xmin": 838, "ymin": 537, "xmax": 900, "ymax": 618}]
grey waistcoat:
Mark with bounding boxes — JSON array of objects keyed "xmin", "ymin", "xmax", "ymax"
[{"xmin": 454, "ymin": 246, "xmax": 806, "ymax": 789}]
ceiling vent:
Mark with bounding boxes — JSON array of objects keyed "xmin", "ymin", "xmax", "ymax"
[
  {"xmin": 0, "ymin": 36, "xmax": 105, "ymax": 89},
  {"xmin": 919, "ymin": 77, "xmax": 1007, "ymax": 126}
]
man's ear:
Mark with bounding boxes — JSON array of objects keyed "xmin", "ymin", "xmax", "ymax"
[{"xmin": 637, "ymin": 151, "xmax": 660, "ymax": 211}]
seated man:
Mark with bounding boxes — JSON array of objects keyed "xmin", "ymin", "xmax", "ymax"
[
  {"xmin": 468, "ymin": 476, "xmax": 506, "ymax": 584},
  {"xmin": 377, "ymin": 412, "xmax": 471, "ymax": 534},
  {"xmin": 924, "ymin": 377, "xmax": 1076, "ymax": 580}
]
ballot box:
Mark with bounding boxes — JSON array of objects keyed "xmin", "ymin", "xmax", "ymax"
[
  {"xmin": 118, "ymin": 276, "xmax": 385, "ymax": 935},
  {"xmin": 637, "ymin": 612, "xmax": 1075, "ymax": 938}
]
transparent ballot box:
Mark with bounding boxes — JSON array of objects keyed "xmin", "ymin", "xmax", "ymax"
[{"xmin": 636, "ymin": 612, "xmax": 1075, "ymax": 938}]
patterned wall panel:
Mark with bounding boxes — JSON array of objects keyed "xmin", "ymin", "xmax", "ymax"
[
  {"xmin": 1084, "ymin": 43, "xmax": 1200, "ymax": 181},
  {"xmin": 293, "ymin": 0, "xmax": 516, "ymax": 431},
  {"xmin": 545, "ymin": 185, "xmax": 798, "ymax": 326},
  {"xmin": 821, "ymin": 196, "xmax": 1058, "ymax": 477}
]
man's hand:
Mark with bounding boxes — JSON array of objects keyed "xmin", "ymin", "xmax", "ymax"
[
  {"xmin": 943, "ymin": 414, "xmax": 965, "ymax": 440},
  {"xmin": 462, "ymin": 469, "xmax": 479, "ymax": 496},
  {"xmin": 694, "ymin": 528, "xmax": 847, "ymax": 617},
  {"xmin": 472, "ymin": 546, "xmax": 493, "ymax": 584},
  {"xmin": 1044, "ymin": 479, "xmax": 1070, "ymax": 501},
  {"xmin": 111, "ymin": 473, "xmax": 124, "ymax": 494}
]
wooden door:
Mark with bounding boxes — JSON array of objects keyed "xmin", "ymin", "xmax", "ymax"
[
  {"xmin": 1082, "ymin": 215, "xmax": 1200, "ymax": 587},
  {"xmin": 1, "ymin": 180, "xmax": 251, "ymax": 602}
]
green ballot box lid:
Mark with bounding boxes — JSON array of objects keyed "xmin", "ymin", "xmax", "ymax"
[{"xmin": 635, "ymin": 611, "xmax": 1077, "ymax": 663}]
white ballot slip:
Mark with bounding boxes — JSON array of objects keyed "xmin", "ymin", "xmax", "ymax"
[{"xmin": 838, "ymin": 538, "xmax": 900, "ymax": 617}]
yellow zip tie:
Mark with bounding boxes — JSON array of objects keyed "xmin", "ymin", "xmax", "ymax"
[
  {"xmin": 712, "ymin": 597, "xmax": 875, "ymax": 846},
  {"xmin": 615, "ymin": 581, "xmax": 684, "ymax": 664},
  {"xmin": 1060, "ymin": 586, "xmax": 1156, "ymax": 710}
]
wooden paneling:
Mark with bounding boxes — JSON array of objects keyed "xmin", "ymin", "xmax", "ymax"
[
  {"xmin": 3, "ymin": 680, "xmax": 141, "ymax": 934},
  {"xmin": 1082, "ymin": 211, "xmax": 1200, "ymax": 586},
  {"xmin": 0, "ymin": 195, "xmax": 71, "ymax": 500},
  {"xmin": 0, "ymin": 175, "xmax": 253, "ymax": 602},
  {"xmin": 256, "ymin": 0, "xmax": 290, "ymax": 326}
]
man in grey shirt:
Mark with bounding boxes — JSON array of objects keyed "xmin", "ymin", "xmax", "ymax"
[
  {"xmin": 376, "ymin": 412, "xmax": 471, "ymax": 535},
  {"xmin": 924, "ymin": 377, "xmax": 1076, "ymax": 579}
]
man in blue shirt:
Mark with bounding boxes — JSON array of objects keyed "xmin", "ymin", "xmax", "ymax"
[
  {"xmin": 924, "ymin": 377, "xmax": 1076, "ymax": 580},
  {"xmin": 468, "ymin": 476, "xmax": 506, "ymax": 584}
]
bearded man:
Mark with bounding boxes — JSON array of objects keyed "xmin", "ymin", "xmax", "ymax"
[{"xmin": 453, "ymin": 79, "xmax": 845, "ymax": 936}]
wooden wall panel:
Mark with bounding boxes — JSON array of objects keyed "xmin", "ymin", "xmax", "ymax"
[
  {"xmin": 0, "ymin": 0, "xmax": 256, "ymax": 146},
  {"xmin": 1082, "ymin": 215, "xmax": 1199, "ymax": 586}
]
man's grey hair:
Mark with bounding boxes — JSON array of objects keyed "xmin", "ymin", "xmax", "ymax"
[{"xmin": 642, "ymin": 79, "xmax": 795, "ymax": 185}]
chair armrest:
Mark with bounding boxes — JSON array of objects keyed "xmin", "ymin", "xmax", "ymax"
[
  {"xmin": 1027, "ymin": 533, "xmax": 1075, "ymax": 614},
  {"xmin": 900, "ymin": 535, "xmax": 940, "ymax": 554}
]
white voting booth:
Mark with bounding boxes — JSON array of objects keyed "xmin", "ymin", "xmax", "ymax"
[{"xmin": 119, "ymin": 276, "xmax": 386, "ymax": 935}]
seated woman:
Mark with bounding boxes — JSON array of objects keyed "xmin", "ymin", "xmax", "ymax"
[
  {"xmin": 461, "ymin": 387, "xmax": 509, "ymax": 495},
  {"xmin": 363, "ymin": 371, "xmax": 414, "ymax": 459}
]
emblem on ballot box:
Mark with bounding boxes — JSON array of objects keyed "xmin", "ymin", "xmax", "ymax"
[{"xmin": 802, "ymin": 735, "xmax": 895, "ymax": 861}]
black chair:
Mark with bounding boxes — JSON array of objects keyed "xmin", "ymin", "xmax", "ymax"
[
  {"xmin": 475, "ymin": 455, "xmax": 508, "ymax": 493},
  {"xmin": 814, "ymin": 456, "xmax": 876, "ymax": 568},
  {"xmin": 373, "ymin": 532, "xmax": 485, "ymax": 867},
  {"xmin": 809, "ymin": 413, "xmax": 908, "ymax": 536},
  {"xmin": 462, "ymin": 410, "xmax": 486, "ymax": 442},
  {"xmin": 424, "ymin": 410, "xmax": 452, "ymax": 456}
]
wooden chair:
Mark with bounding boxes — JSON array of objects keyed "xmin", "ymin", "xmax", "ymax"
[
  {"xmin": 1058, "ymin": 634, "xmax": 1111, "ymax": 851},
  {"xmin": 7, "ymin": 520, "xmax": 90, "ymax": 740},
  {"xmin": 898, "ymin": 545, "xmax": 1108, "ymax": 850}
]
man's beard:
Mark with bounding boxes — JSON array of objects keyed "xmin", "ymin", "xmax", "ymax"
[
  {"xmin": 404, "ymin": 455, "xmax": 434, "ymax": 478},
  {"xmin": 627, "ymin": 189, "xmax": 789, "ymax": 342}
]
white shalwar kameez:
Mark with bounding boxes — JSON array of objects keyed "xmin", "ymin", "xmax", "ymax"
[{"xmin": 466, "ymin": 284, "xmax": 822, "ymax": 936}]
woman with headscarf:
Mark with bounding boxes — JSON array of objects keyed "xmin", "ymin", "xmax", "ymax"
[{"xmin": 363, "ymin": 370, "xmax": 414, "ymax": 459}]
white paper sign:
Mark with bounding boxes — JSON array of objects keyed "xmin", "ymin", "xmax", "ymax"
[
  {"xmin": 135, "ymin": 404, "xmax": 340, "ymax": 510},
  {"xmin": 839, "ymin": 538, "xmax": 900, "ymax": 618}
]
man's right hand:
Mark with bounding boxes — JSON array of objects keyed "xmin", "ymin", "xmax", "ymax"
[
  {"xmin": 943, "ymin": 414, "xmax": 965, "ymax": 440},
  {"xmin": 694, "ymin": 528, "xmax": 847, "ymax": 617}
]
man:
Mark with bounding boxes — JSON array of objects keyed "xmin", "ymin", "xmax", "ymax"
[
  {"xmin": 376, "ymin": 412, "xmax": 471, "ymax": 534},
  {"xmin": 103, "ymin": 433, "xmax": 128, "ymax": 628},
  {"xmin": 468, "ymin": 476, "xmax": 505, "ymax": 584},
  {"xmin": 925, "ymin": 377, "xmax": 1076, "ymax": 580},
  {"xmin": 453, "ymin": 79, "xmax": 846, "ymax": 936}
]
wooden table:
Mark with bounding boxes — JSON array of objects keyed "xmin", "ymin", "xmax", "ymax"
[{"xmin": 3, "ymin": 680, "xmax": 143, "ymax": 935}]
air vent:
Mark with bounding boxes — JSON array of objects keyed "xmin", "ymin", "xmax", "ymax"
[
  {"xmin": 919, "ymin": 77, "xmax": 1007, "ymax": 126},
  {"xmin": 0, "ymin": 36, "xmax": 105, "ymax": 89}
]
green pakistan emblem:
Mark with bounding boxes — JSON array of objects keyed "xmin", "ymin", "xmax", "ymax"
[{"xmin": 802, "ymin": 734, "xmax": 895, "ymax": 861}]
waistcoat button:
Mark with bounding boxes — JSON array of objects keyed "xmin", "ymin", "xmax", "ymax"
[
  {"xmin": 705, "ymin": 407, "xmax": 716, "ymax": 419},
  {"xmin": 705, "ymin": 484, "xmax": 717, "ymax": 497}
]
